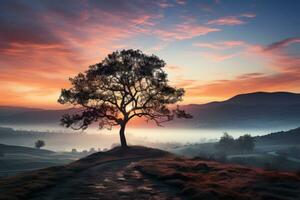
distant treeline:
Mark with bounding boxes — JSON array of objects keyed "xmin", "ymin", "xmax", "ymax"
[
  {"xmin": 216, "ymin": 133, "xmax": 255, "ymax": 154},
  {"xmin": 0, "ymin": 127, "xmax": 71, "ymax": 136}
]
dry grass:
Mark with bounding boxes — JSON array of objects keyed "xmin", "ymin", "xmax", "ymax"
[
  {"xmin": 0, "ymin": 146, "xmax": 168, "ymax": 200},
  {"xmin": 134, "ymin": 157, "xmax": 300, "ymax": 200},
  {"xmin": 1, "ymin": 146, "xmax": 299, "ymax": 200}
]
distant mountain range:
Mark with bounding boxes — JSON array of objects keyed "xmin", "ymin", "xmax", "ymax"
[
  {"xmin": 1, "ymin": 91, "xmax": 300, "ymax": 129},
  {"xmin": 0, "ymin": 106, "xmax": 44, "ymax": 117},
  {"xmin": 178, "ymin": 91, "xmax": 300, "ymax": 128}
]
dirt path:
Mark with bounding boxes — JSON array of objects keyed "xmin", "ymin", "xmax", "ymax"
[{"xmin": 30, "ymin": 157, "xmax": 183, "ymax": 200}]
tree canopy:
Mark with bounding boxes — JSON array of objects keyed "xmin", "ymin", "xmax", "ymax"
[
  {"xmin": 58, "ymin": 49, "xmax": 191, "ymax": 147},
  {"xmin": 216, "ymin": 133, "xmax": 255, "ymax": 154}
]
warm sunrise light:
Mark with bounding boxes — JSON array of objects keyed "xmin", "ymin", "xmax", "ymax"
[
  {"xmin": 1, "ymin": 1, "xmax": 299, "ymax": 109},
  {"xmin": 1, "ymin": 2, "xmax": 300, "ymax": 199}
]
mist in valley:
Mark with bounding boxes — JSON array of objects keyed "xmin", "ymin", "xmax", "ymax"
[
  {"xmin": 0, "ymin": 123, "xmax": 296, "ymax": 151},
  {"xmin": 1, "ymin": 123, "xmax": 300, "ymax": 177}
]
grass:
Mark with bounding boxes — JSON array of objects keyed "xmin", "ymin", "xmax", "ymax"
[
  {"xmin": 0, "ymin": 146, "xmax": 168, "ymax": 200},
  {"xmin": 1, "ymin": 146, "xmax": 300, "ymax": 200},
  {"xmin": 133, "ymin": 156, "xmax": 300, "ymax": 200}
]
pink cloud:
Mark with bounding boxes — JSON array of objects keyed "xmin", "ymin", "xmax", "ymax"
[
  {"xmin": 0, "ymin": 1, "xmax": 166, "ymax": 108},
  {"xmin": 181, "ymin": 38, "xmax": 300, "ymax": 100},
  {"xmin": 189, "ymin": 72, "xmax": 300, "ymax": 99},
  {"xmin": 244, "ymin": 40, "xmax": 300, "ymax": 74},
  {"xmin": 154, "ymin": 21, "xmax": 220, "ymax": 40},
  {"xmin": 194, "ymin": 40, "xmax": 246, "ymax": 49},
  {"xmin": 207, "ymin": 13, "xmax": 256, "ymax": 26},
  {"xmin": 207, "ymin": 16, "xmax": 244, "ymax": 26},
  {"xmin": 202, "ymin": 52, "xmax": 239, "ymax": 61},
  {"xmin": 166, "ymin": 65, "xmax": 182, "ymax": 72},
  {"xmin": 264, "ymin": 37, "xmax": 300, "ymax": 51}
]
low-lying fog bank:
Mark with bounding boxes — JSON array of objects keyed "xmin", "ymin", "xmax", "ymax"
[{"xmin": 0, "ymin": 124, "xmax": 295, "ymax": 151}]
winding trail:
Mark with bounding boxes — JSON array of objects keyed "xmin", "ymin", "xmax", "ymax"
[{"xmin": 30, "ymin": 157, "xmax": 183, "ymax": 200}]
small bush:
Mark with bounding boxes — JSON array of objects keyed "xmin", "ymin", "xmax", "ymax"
[{"xmin": 35, "ymin": 140, "xmax": 45, "ymax": 149}]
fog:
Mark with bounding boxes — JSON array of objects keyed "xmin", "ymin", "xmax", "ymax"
[
  {"xmin": 1, "ymin": 124, "xmax": 300, "ymax": 173},
  {"xmin": 0, "ymin": 124, "xmax": 296, "ymax": 151}
]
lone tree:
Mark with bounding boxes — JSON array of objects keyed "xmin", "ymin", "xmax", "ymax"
[
  {"xmin": 35, "ymin": 140, "xmax": 45, "ymax": 149},
  {"xmin": 58, "ymin": 49, "xmax": 192, "ymax": 148}
]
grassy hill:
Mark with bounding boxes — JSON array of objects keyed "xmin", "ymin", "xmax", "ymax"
[
  {"xmin": 256, "ymin": 127, "xmax": 300, "ymax": 145},
  {"xmin": 0, "ymin": 144, "xmax": 82, "ymax": 177},
  {"xmin": 0, "ymin": 143, "xmax": 54, "ymax": 155},
  {"xmin": 0, "ymin": 146, "xmax": 299, "ymax": 200}
]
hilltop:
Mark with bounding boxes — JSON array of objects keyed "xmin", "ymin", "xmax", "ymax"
[{"xmin": 0, "ymin": 146, "xmax": 299, "ymax": 200}]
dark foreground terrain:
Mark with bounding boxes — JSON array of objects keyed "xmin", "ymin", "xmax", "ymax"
[
  {"xmin": 0, "ymin": 146, "xmax": 300, "ymax": 200},
  {"xmin": 0, "ymin": 144, "xmax": 82, "ymax": 177}
]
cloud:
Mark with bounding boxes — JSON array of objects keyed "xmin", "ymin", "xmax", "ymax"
[
  {"xmin": 188, "ymin": 72, "xmax": 300, "ymax": 99},
  {"xmin": 179, "ymin": 38, "xmax": 300, "ymax": 101},
  {"xmin": 194, "ymin": 40, "xmax": 246, "ymax": 49},
  {"xmin": 0, "ymin": 0, "xmax": 166, "ymax": 108},
  {"xmin": 176, "ymin": 0, "xmax": 186, "ymax": 5},
  {"xmin": 264, "ymin": 37, "xmax": 300, "ymax": 51},
  {"xmin": 207, "ymin": 13, "xmax": 256, "ymax": 26},
  {"xmin": 241, "ymin": 13, "xmax": 256, "ymax": 18},
  {"xmin": 156, "ymin": 0, "xmax": 174, "ymax": 8},
  {"xmin": 166, "ymin": 65, "xmax": 182, "ymax": 72},
  {"xmin": 207, "ymin": 16, "xmax": 244, "ymax": 26},
  {"xmin": 245, "ymin": 40, "xmax": 300, "ymax": 74},
  {"xmin": 151, "ymin": 42, "xmax": 169, "ymax": 51},
  {"xmin": 202, "ymin": 52, "xmax": 239, "ymax": 61},
  {"xmin": 154, "ymin": 22, "xmax": 220, "ymax": 41}
]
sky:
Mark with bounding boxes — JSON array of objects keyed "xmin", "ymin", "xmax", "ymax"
[{"xmin": 0, "ymin": 0, "xmax": 300, "ymax": 109}]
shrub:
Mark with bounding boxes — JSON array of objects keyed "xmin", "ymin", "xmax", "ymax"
[{"xmin": 35, "ymin": 140, "xmax": 45, "ymax": 149}]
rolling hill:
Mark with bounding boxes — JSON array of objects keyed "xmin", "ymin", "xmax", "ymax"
[
  {"xmin": 256, "ymin": 127, "xmax": 300, "ymax": 145},
  {"xmin": 178, "ymin": 91, "xmax": 300, "ymax": 128},
  {"xmin": 0, "ymin": 146, "xmax": 299, "ymax": 200},
  {"xmin": 1, "ymin": 92, "xmax": 300, "ymax": 129}
]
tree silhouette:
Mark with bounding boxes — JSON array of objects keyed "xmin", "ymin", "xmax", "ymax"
[
  {"xmin": 216, "ymin": 132, "xmax": 235, "ymax": 154},
  {"xmin": 35, "ymin": 140, "xmax": 45, "ymax": 149},
  {"xmin": 58, "ymin": 49, "xmax": 192, "ymax": 148},
  {"xmin": 236, "ymin": 134, "xmax": 254, "ymax": 153}
]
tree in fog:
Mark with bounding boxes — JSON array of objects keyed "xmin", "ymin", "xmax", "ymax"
[
  {"xmin": 35, "ymin": 140, "xmax": 45, "ymax": 149},
  {"xmin": 216, "ymin": 133, "xmax": 255, "ymax": 154},
  {"xmin": 236, "ymin": 134, "xmax": 255, "ymax": 153},
  {"xmin": 71, "ymin": 149, "xmax": 77, "ymax": 153},
  {"xmin": 216, "ymin": 132, "xmax": 235, "ymax": 154},
  {"xmin": 58, "ymin": 49, "xmax": 192, "ymax": 148}
]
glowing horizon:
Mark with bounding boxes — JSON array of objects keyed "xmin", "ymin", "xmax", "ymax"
[{"xmin": 0, "ymin": 0, "xmax": 300, "ymax": 109}]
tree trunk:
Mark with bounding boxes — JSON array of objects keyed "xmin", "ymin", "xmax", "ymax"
[{"xmin": 119, "ymin": 123, "xmax": 127, "ymax": 148}]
